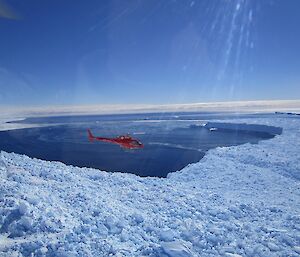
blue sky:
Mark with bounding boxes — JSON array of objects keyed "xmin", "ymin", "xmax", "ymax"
[{"xmin": 0, "ymin": 0, "xmax": 299, "ymax": 106}]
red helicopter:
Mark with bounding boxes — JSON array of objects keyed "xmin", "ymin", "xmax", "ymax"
[{"xmin": 87, "ymin": 129, "xmax": 144, "ymax": 149}]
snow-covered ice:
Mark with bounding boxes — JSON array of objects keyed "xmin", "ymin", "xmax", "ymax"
[{"xmin": 0, "ymin": 116, "xmax": 299, "ymax": 256}]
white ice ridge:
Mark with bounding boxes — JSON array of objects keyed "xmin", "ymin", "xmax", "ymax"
[{"xmin": 0, "ymin": 116, "xmax": 299, "ymax": 256}]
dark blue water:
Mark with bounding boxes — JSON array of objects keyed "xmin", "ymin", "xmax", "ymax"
[{"xmin": 0, "ymin": 112, "xmax": 279, "ymax": 177}]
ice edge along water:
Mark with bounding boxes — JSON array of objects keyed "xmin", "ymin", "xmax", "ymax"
[{"xmin": 0, "ymin": 116, "xmax": 299, "ymax": 256}]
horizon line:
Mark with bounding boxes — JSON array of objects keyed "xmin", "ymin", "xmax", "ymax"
[{"xmin": 0, "ymin": 99, "xmax": 300, "ymax": 118}]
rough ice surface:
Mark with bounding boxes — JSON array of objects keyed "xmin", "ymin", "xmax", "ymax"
[{"xmin": 0, "ymin": 116, "xmax": 299, "ymax": 256}]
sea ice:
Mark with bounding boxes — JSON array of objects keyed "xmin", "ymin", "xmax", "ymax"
[{"xmin": 0, "ymin": 115, "xmax": 299, "ymax": 256}]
